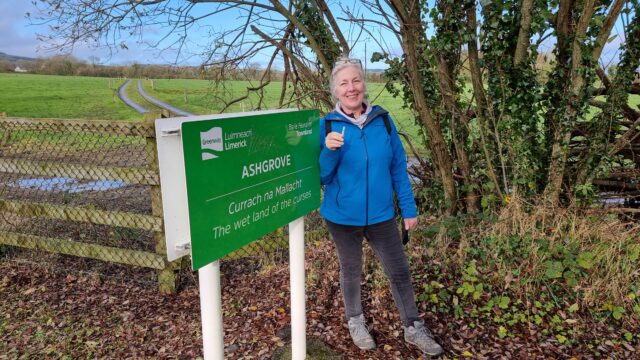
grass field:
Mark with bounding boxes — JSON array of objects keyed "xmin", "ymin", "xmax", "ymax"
[
  {"xmin": 141, "ymin": 79, "xmax": 415, "ymax": 124},
  {"xmin": 142, "ymin": 78, "xmax": 639, "ymax": 147},
  {"xmin": 1, "ymin": 73, "xmax": 637, "ymax": 151},
  {"xmin": 0, "ymin": 73, "xmax": 139, "ymax": 120},
  {"xmin": 142, "ymin": 78, "xmax": 422, "ymax": 145},
  {"xmin": 0, "ymin": 73, "xmax": 422, "ymax": 142}
]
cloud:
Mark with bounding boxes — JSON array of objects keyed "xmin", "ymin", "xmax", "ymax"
[
  {"xmin": 0, "ymin": 2, "xmax": 44, "ymax": 58},
  {"xmin": 0, "ymin": 2, "xmax": 170, "ymax": 64}
]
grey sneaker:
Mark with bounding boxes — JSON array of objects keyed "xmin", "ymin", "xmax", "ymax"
[
  {"xmin": 347, "ymin": 314, "xmax": 376, "ymax": 350},
  {"xmin": 404, "ymin": 321, "xmax": 443, "ymax": 356}
]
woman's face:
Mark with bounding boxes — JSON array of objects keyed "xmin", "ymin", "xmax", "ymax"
[{"xmin": 334, "ymin": 65, "xmax": 365, "ymax": 114}]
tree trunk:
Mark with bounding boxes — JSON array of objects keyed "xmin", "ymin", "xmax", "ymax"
[
  {"xmin": 513, "ymin": 0, "xmax": 534, "ymax": 66},
  {"xmin": 389, "ymin": 0, "xmax": 458, "ymax": 213},
  {"xmin": 436, "ymin": 54, "xmax": 478, "ymax": 213},
  {"xmin": 544, "ymin": 0, "xmax": 596, "ymax": 206},
  {"xmin": 466, "ymin": 4, "xmax": 504, "ymax": 201}
]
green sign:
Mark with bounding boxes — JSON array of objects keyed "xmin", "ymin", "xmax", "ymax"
[{"xmin": 181, "ymin": 110, "xmax": 320, "ymax": 269}]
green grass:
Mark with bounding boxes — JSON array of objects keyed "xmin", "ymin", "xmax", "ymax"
[
  {"xmin": 124, "ymin": 79, "xmax": 158, "ymax": 113},
  {"xmin": 0, "ymin": 73, "xmax": 140, "ymax": 120},
  {"xmin": 143, "ymin": 79, "xmax": 415, "ymax": 124},
  {"xmin": 367, "ymin": 83, "xmax": 419, "ymax": 139},
  {"xmin": 2, "ymin": 73, "xmax": 636, "ymax": 155},
  {"xmin": 142, "ymin": 78, "xmax": 301, "ymax": 114},
  {"xmin": 143, "ymin": 78, "xmax": 424, "ymax": 149}
]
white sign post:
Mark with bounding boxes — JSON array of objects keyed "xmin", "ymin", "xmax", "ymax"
[
  {"xmin": 199, "ymin": 261, "xmax": 224, "ymax": 359},
  {"xmin": 289, "ymin": 217, "xmax": 306, "ymax": 359}
]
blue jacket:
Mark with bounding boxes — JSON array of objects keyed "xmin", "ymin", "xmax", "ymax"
[{"xmin": 319, "ymin": 105, "xmax": 417, "ymax": 226}]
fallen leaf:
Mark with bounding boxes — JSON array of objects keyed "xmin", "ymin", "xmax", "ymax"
[{"xmin": 22, "ymin": 287, "xmax": 37, "ymax": 295}]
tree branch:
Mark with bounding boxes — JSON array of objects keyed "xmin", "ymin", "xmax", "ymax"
[
  {"xmin": 589, "ymin": 98, "xmax": 640, "ymax": 122},
  {"xmin": 514, "ymin": 0, "xmax": 534, "ymax": 66},
  {"xmin": 315, "ymin": 0, "xmax": 349, "ymax": 53},
  {"xmin": 592, "ymin": 0, "xmax": 626, "ymax": 61},
  {"xmin": 570, "ymin": 0, "xmax": 596, "ymax": 92},
  {"xmin": 608, "ymin": 116, "xmax": 640, "ymax": 157},
  {"xmin": 251, "ymin": 24, "xmax": 332, "ymax": 108},
  {"xmin": 268, "ymin": 0, "xmax": 331, "ymax": 77},
  {"xmin": 189, "ymin": 0, "xmax": 277, "ymax": 12}
]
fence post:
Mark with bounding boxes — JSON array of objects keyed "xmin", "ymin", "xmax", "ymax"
[
  {"xmin": 144, "ymin": 112, "xmax": 178, "ymax": 294},
  {"xmin": 0, "ymin": 112, "xmax": 10, "ymax": 147},
  {"xmin": 1, "ymin": 113, "xmax": 12, "ymax": 259}
]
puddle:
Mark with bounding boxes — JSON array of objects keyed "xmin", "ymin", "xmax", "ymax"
[
  {"xmin": 599, "ymin": 197, "xmax": 626, "ymax": 205},
  {"xmin": 598, "ymin": 192, "xmax": 639, "ymax": 207},
  {"xmin": 10, "ymin": 177, "xmax": 127, "ymax": 193}
]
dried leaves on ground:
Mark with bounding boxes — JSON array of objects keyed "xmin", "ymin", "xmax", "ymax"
[{"xmin": 1, "ymin": 240, "xmax": 638, "ymax": 359}]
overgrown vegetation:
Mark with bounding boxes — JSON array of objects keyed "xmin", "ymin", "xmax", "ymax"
[
  {"xmin": 417, "ymin": 200, "xmax": 640, "ymax": 314},
  {"xmin": 373, "ymin": 0, "xmax": 640, "ymax": 212}
]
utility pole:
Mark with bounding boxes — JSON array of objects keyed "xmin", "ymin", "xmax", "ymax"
[{"xmin": 364, "ymin": 41, "xmax": 368, "ymax": 80}]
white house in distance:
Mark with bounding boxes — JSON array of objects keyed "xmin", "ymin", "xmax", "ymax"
[{"xmin": 14, "ymin": 66, "xmax": 27, "ymax": 73}]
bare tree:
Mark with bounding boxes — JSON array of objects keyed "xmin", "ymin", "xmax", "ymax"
[
  {"xmin": 0, "ymin": 60, "xmax": 13, "ymax": 73},
  {"xmin": 30, "ymin": 0, "xmax": 640, "ymax": 213},
  {"xmin": 30, "ymin": 0, "xmax": 350, "ymax": 111}
]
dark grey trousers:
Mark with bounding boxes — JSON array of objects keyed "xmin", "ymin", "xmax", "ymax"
[{"xmin": 325, "ymin": 218, "xmax": 420, "ymax": 327}]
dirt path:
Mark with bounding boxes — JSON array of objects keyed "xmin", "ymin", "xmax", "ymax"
[
  {"xmin": 136, "ymin": 80, "xmax": 194, "ymax": 117},
  {"xmin": 117, "ymin": 79, "xmax": 149, "ymax": 113},
  {"xmin": 117, "ymin": 79, "xmax": 195, "ymax": 117}
]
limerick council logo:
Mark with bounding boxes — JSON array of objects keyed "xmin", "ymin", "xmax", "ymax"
[{"xmin": 200, "ymin": 127, "xmax": 223, "ymax": 160}]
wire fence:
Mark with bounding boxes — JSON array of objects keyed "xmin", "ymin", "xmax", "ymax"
[{"xmin": 0, "ymin": 113, "xmax": 329, "ymax": 292}]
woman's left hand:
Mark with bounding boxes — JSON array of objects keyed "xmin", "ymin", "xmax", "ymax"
[{"xmin": 404, "ymin": 218, "xmax": 417, "ymax": 230}]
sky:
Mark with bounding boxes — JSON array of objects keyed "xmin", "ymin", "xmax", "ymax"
[
  {"xmin": 0, "ymin": 1, "xmax": 629, "ymax": 69},
  {"xmin": 0, "ymin": 2, "xmax": 46, "ymax": 59},
  {"xmin": 0, "ymin": 2, "xmax": 180, "ymax": 65},
  {"xmin": 0, "ymin": 1, "xmax": 401, "ymax": 68}
]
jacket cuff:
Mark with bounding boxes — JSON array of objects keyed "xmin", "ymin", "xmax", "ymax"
[
  {"xmin": 320, "ymin": 146, "xmax": 341, "ymax": 160},
  {"xmin": 401, "ymin": 208, "xmax": 418, "ymax": 219}
]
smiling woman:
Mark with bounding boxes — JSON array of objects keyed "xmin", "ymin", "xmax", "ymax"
[
  {"xmin": 331, "ymin": 59, "xmax": 366, "ymax": 115},
  {"xmin": 318, "ymin": 56, "xmax": 444, "ymax": 356}
]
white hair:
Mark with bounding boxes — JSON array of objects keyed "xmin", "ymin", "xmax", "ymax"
[{"xmin": 329, "ymin": 58, "xmax": 366, "ymax": 101}]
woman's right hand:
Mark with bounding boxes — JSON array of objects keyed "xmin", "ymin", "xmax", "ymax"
[{"xmin": 325, "ymin": 131, "xmax": 344, "ymax": 150}]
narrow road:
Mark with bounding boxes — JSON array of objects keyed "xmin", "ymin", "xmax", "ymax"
[
  {"xmin": 136, "ymin": 80, "xmax": 194, "ymax": 117},
  {"xmin": 117, "ymin": 79, "xmax": 195, "ymax": 117},
  {"xmin": 117, "ymin": 79, "xmax": 149, "ymax": 113}
]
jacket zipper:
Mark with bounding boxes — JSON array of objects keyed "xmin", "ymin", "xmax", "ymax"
[
  {"xmin": 327, "ymin": 111, "xmax": 387, "ymax": 224},
  {"xmin": 361, "ymin": 128, "xmax": 369, "ymax": 225},
  {"xmin": 335, "ymin": 178, "xmax": 341, "ymax": 208}
]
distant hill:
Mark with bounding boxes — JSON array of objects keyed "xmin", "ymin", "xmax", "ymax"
[{"xmin": 0, "ymin": 52, "xmax": 36, "ymax": 64}]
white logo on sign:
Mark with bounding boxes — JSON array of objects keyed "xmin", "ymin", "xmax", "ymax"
[{"xmin": 200, "ymin": 127, "xmax": 223, "ymax": 160}]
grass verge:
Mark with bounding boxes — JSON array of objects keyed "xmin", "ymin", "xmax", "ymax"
[{"xmin": 0, "ymin": 73, "xmax": 139, "ymax": 120}]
